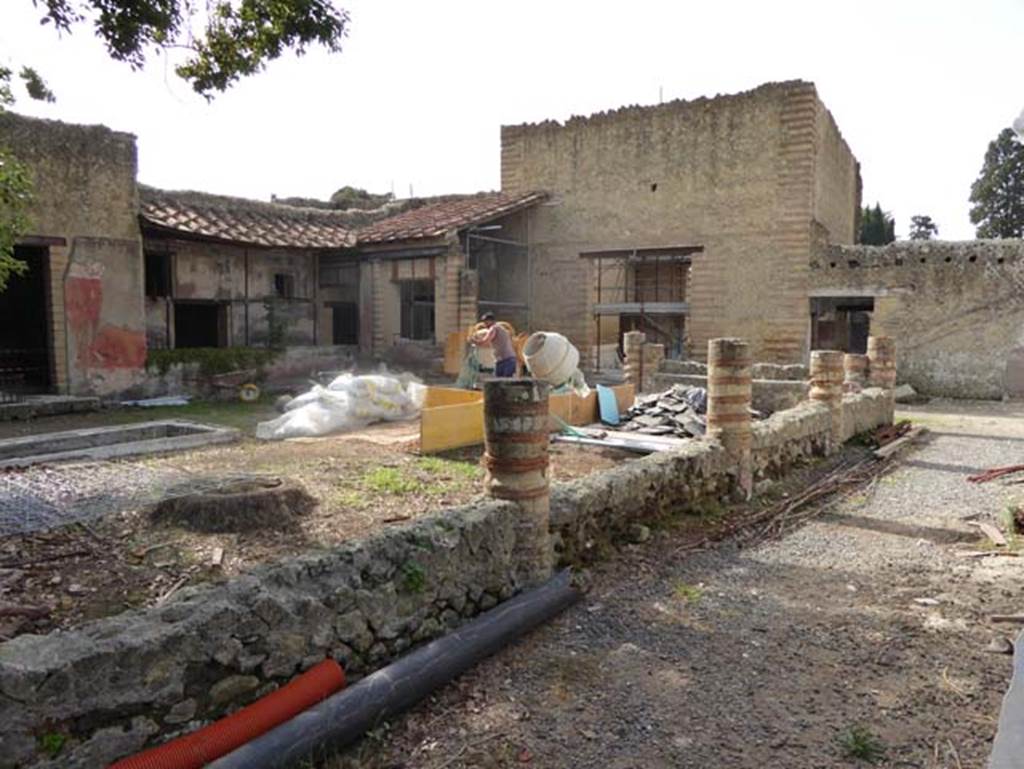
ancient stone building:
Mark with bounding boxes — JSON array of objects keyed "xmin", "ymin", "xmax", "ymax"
[
  {"xmin": 811, "ymin": 239, "xmax": 1024, "ymax": 399},
  {"xmin": 17, "ymin": 80, "xmax": 1023, "ymax": 401},
  {"xmin": 0, "ymin": 112, "xmax": 145, "ymax": 396},
  {"xmin": 501, "ymin": 79, "xmax": 862, "ymax": 366},
  {"xmin": 138, "ymin": 186, "xmax": 357, "ymax": 349}
]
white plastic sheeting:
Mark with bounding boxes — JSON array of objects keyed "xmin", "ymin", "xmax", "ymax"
[{"xmin": 256, "ymin": 374, "xmax": 427, "ymax": 440}]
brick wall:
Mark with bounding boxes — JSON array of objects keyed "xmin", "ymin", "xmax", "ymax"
[
  {"xmin": 812, "ymin": 240, "xmax": 1024, "ymax": 398},
  {"xmin": 500, "ymin": 80, "xmax": 861, "ymax": 364}
]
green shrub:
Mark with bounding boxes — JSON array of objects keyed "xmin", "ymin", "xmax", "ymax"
[{"xmin": 146, "ymin": 347, "xmax": 281, "ymax": 377}]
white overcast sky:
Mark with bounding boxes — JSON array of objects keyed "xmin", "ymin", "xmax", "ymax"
[{"xmin": 2, "ymin": 0, "xmax": 1023, "ymax": 239}]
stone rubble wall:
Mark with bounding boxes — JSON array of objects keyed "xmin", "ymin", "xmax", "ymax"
[
  {"xmin": 549, "ymin": 441, "xmax": 732, "ymax": 560},
  {"xmin": 750, "ymin": 400, "xmax": 831, "ymax": 479},
  {"xmin": 0, "ymin": 500, "xmax": 521, "ymax": 769},
  {"xmin": 0, "ymin": 390, "xmax": 892, "ymax": 768},
  {"xmin": 841, "ymin": 388, "xmax": 894, "ymax": 442}
]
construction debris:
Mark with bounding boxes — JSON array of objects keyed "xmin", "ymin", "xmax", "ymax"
[
  {"xmin": 968, "ymin": 520, "xmax": 1009, "ymax": 547},
  {"xmin": 552, "ymin": 430, "xmax": 684, "ymax": 455},
  {"xmin": 968, "ymin": 464, "xmax": 1024, "ymax": 484},
  {"xmin": 617, "ymin": 384, "xmax": 713, "ymax": 438},
  {"xmin": 873, "ymin": 424, "xmax": 927, "ymax": 459},
  {"xmin": 990, "ymin": 614, "xmax": 1024, "ymax": 625},
  {"xmin": 873, "ymin": 420, "xmax": 912, "ymax": 447},
  {"xmin": 675, "ymin": 454, "xmax": 897, "ymax": 554}
]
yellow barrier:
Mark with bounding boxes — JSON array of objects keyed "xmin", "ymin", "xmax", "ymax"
[{"xmin": 419, "ymin": 383, "xmax": 635, "ymax": 454}]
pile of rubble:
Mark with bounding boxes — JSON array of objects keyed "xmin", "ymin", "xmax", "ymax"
[{"xmin": 619, "ymin": 384, "xmax": 709, "ymax": 438}]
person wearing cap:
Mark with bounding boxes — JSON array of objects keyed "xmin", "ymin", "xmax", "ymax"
[{"xmin": 474, "ymin": 312, "xmax": 517, "ymax": 377}]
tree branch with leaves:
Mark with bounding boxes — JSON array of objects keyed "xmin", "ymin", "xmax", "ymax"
[
  {"xmin": 0, "ymin": 1, "xmax": 350, "ymax": 292},
  {"xmin": 30, "ymin": 0, "xmax": 350, "ymax": 97},
  {"xmin": 0, "ymin": 67, "xmax": 35, "ymax": 292}
]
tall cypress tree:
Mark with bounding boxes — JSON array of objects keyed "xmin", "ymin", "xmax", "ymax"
[
  {"xmin": 969, "ymin": 128, "xmax": 1024, "ymax": 238},
  {"xmin": 859, "ymin": 203, "xmax": 895, "ymax": 245}
]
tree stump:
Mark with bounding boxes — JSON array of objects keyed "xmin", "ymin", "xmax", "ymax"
[{"xmin": 150, "ymin": 477, "xmax": 316, "ymax": 532}]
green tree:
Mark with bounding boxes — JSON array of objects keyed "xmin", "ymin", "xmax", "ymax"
[
  {"xmin": 0, "ymin": 68, "xmax": 35, "ymax": 292},
  {"xmin": 26, "ymin": 0, "xmax": 350, "ymax": 97},
  {"xmin": 1, "ymin": 0, "xmax": 350, "ymax": 290},
  {"xmin": 908, "ymin": 215, "xmax": 939, "ymax": 240},
  {"xmin": 858, "ymin": 203, "xmax": 896, "ymax": 245},
  {"xmin": 969, "ymin": 127, "xmax": 1024, "ymax": 238}
]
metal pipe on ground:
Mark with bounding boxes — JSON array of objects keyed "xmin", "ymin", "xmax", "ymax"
[{"xmin": 207, "ymin": 569, "xmax": 582, "ymax": 769}]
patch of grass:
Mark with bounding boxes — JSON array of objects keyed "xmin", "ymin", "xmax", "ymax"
[
  {"xmin": 146, "ymin": 346, "xmax": 280, "ymax": 377},
  {"xmin": 672, "ymin": 580, "xmax": 703, "ymax": 603},
  {"xmin": 416, "ymin": 456, "xmax": 480, "ymax": 480},
  {"xmin": 38, "ymin": 732, "xmax": 65, "ymax": 758},
  {"xmin": 363, "ymin": 467, "xmax": 421, "ymax": 495},
  {"xmin": 838, "ymin": 725, "xmax": 886, "ymax": 763},
  {"xmin": 400, "ymin": 561, "xmax": 426, "ymax": 593}
]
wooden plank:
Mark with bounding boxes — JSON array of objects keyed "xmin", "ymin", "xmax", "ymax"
[{"xmin": 873, "ymin": 425, "xmax": 926, "ymax": 459}]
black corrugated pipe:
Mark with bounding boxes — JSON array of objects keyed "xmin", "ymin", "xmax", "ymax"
[{"xmin": 208, "ymin": 569, "xmax": 581, "ymax": 769}]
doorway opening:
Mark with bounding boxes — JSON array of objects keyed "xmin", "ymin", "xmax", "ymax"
[
  {"xmin": 400, "ymin": 279, "xmax": 435, "ymax": 341},
  {"xmin": 174, "ymin": 302, "xmax": 226, "ymax": 348},
  {"xmin": 329, "ymin": 302, "xmax": 359, "ymax": 345},
  {"xmin": 0, "ymin": 246, "xmax": 52, "ymax": 395},
  {"xmin": 810, "ymin": 297, "xmax": 874, "ymax": 353}
]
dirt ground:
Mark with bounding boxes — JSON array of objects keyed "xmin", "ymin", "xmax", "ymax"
[
  {"xmin": 323, "ymin": 401, "xmax": 1024, "ymax": 769},
  {"xmin": 0, "ymin": 403, "xmax": 637, "ymax": 640}
]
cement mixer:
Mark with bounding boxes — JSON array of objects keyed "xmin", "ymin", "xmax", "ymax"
[{"xmin": 522, "ymin": 332, "xmax": 590, "ymax": 395}]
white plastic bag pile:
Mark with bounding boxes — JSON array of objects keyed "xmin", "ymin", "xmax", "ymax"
[{"xmin": 256, "ymin": 373, "xmax": 427, "ymax": 440}]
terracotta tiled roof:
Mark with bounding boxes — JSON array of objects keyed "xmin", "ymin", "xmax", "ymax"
[
  {"xmin": 356, "ymin": 191, "xmax": 547, "ymax": 245},
  {"xmin": 139, "ymin": 186, "xmax": 358, "ymax": 248}
]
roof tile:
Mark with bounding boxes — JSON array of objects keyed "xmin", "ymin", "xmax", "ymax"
[
  {"xmin": 356, "ymin": 191, "xmax": 547, "ymax": 244},
  {"xmin": 139, "ymin": 186, "xmax": 357, "ymax": 248}
]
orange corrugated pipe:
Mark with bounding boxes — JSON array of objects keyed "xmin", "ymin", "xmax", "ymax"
[{"xmin": 108, "ymin": 659, "xmax": 345, "ymax": 769}]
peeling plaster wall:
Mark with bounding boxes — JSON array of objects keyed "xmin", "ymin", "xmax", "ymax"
[
  {"xmin": 64, "ymin": 238, "xmax": 147, "ymax": 394},
  {"xmin": 813, "ymin": 240, "xmax": 1024, "ymax": 399},
  {"xmin": 145, "ymin": 236, "xmax": 323, "ymax": 348},
  {"xmin": 0, "ymin": 112, "xmax": 144, "ymax": 395}
]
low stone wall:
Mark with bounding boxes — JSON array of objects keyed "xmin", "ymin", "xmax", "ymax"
[
  {"xmin": 751, "ymin": 400, "xmax": 831, "ymax": 479},
  {"xmin": 550, "ymin": 441, "xmax": 731, "ymax": 559},
  {"xmin": 652, "ymin": 372, "xmax": 808, "ymax": 414},
  {"xmin": 0, "ymin": 388, "xmax": 894, "ymax": 768},
  {"xmin": 842, "ymin": 388, "xmax": 893, "ymax": 442},
  {"xmin": 1, "ymin": 499, "xmax": 521, "ymax": 769}
]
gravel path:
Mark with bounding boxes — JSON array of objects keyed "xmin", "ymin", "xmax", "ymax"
[{"xmin": 328, "ymin": 404, "xmax": 1024, "ymax": 769}]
